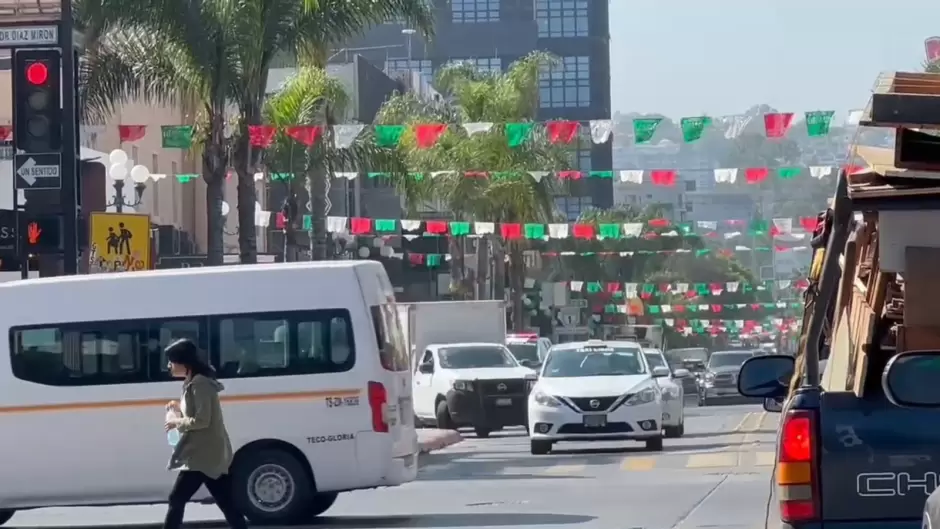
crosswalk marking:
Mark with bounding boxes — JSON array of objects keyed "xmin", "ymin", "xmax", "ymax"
[
  {"xmin": 544, "ymin": 464, "xmax": 586, "ymax": 475},
  {"xmin": 621, "ymin": 457, "xmax": 657, "ymax": 471},
  {"xmin": 686, "ymin": 453, "xmax": 738, "ymax": 468},
  {"xmin": 755, "ymin": 451, "xmax": 776, "ymax": 466}
]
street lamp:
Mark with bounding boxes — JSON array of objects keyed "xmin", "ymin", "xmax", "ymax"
[
  {"xmin": 107, "ymin": 148, "xmax": 152, "ymax": 213},
  {"xmin": 402, "ymin": 28, "xmax": 417, "ymax": 62}
]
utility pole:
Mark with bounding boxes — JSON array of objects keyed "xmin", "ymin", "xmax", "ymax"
[{"xmin": 60, "ymin": 0, "xmax": 79, "ymax": 274}]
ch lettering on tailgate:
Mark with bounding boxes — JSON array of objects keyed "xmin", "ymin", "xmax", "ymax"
[{"xmin": 857, "ymin": 472, "xmax": 938, "ymax": 497}]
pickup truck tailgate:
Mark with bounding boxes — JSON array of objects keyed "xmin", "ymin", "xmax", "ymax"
[{"xmin": 819, "ymin": 392, "xmax": 940, "ymax": 523}]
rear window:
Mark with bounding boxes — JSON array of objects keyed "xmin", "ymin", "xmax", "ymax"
[{"xmin": 371, "ymin": 304, "xmax": 409, "ymax": 371}]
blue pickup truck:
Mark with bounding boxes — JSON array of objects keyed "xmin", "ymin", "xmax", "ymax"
[{"xmin": 736, "ymin": 164, "xmax": 940, "ymax": 529}]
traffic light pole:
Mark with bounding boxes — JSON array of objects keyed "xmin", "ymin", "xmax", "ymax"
[{"xmin": 59, "ymin": 0, "xmax": 79, "ymax": 275}]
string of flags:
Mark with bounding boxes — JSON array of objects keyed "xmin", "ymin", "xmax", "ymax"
[
  {"xmin": 102, "ymin": 108, "xmax": 865, "ymax": 149},
  {"xmin": 644, "ymin": 317, "xmax": 799, "ymax": 337},
  {"xmin": 310, "ymin": 216, "xmax": 822, "ymax": 239},
  {"xmin": 568, "ymin": 279, "xmax": 810, "ymax": 295},
  {"xmin": 250, "ymin": 164, "xmax": 854, "ymax": 186}
]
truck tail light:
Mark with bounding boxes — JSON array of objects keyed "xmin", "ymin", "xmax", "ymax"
[
  {"xmin": 368, "ymin": 381, "xmax": 389, "ymax": 433},
  {"xmin": 777, "ymin": 409, "xmax": 818, "ymax": 523}
]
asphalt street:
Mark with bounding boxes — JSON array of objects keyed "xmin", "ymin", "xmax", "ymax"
[{"xmin": 6, "ymin": 403, "xmax": 779, "ymax": 529}]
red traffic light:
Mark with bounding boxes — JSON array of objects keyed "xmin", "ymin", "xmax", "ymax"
[{"xmin": 25, "ymin": 62, "xmax": 48, "ymax": 86}]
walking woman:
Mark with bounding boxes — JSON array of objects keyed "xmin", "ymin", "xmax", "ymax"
[{"xmin": 163, "ymin": 339, "xmax": 247, "ymax": 529}]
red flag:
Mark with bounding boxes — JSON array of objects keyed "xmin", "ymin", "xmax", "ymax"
[
  {"xmin": 350, "ymin": 217, "xmax": 371, "ymax": 234},
  {"xmin": 248, "ymin": 125, "xmax": 277, "ymax": 147},
  {"xmin": 414, "ymin": 124, "xmax": 447, "ymax": 148},
  {"xmin": 745, "ymin": 167, "xmax": 769, "ymax": 184},
  {"xmin": 275, "ymin": 212, "xmax": 287, "ymax": 229},
  {"xmin": 500, "ymin": 223, "xmax": 522, "ymax": 239},
  {"xmin": 0, "ymin": 126, "xmax": 12, "ymax": 141},
  {"xmin": 408, "ymin": 253, "xmax": 425, "ymax": 266},
  {"xmin": 572, "ymin": 224, "xmax": 595, "ymax": 239},
  {"xmin": 763, "ymin": 113, "xmax": 794, "ymax": 138},
  {"xmin": 425, "ymin": 220, "xmax": 447, "ymax": 234},
  {"xmin": 799, "ymin": 216, "xmax": 818, "ymax": 231},
  {"xmin": 558, "ymin": 170, "xmax": 582, "ymax": 180},
  {"xmin": 648, "ymin": 218, "xmax": 670, "ymax": 228},
  {"xmin": 118, "ymin": 125, "xmax": 147, "ymax": 142},
  {"xmin": 546, "ymin": 121, "xmax": 580, "ymax": 144},
  {"xmin": 650, "ymin": 169, "xmax": 676, "ymax": 186},
  {"xmin": 464, "ymin": 171, "xmax": 488, "ymax": 178},
  {"xmin": 285, "ymin": 126, "xmax": 322, "ymax": 146}
]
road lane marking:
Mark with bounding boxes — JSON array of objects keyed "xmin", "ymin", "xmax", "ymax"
[
  {"xmin": 621, "ymin": 457, "xmax": 657, "ymax": 471},
  {"xmin": 754, "ymin": 451, "xmax": 776, "ymax": 466},
  {"xmin": 731, "ymin": 411, "xmax": 755, "ymax": 433},
  {"xmin": 543, "ymin": 463, "xmax": 586, "ymax": 475},
  {"xmin": 686, "ymin": 453, "xmax": 738, "ymax": 468}
]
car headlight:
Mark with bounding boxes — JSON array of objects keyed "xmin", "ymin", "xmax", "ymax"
[
  {"xmin": 626, "ymin": 386, "xmax": 660, "ymax": 406},
  {"xmin": 453, "ymin": 380, "xmax": 474, "ymax": 391},
  {"xmin": 532, "ymin": 390, "xmax": 562, "ymax": 407},
  {"xmin": 661, "ymin": 386, "xmax": 680, "ymax": 401}
]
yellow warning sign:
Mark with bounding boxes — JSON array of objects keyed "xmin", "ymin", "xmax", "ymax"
[{"xmin": 88, "ymin": 212, "xmax": 151, "ymax": 272}]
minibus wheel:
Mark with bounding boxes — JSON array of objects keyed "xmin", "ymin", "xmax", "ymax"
[
  {"xmin": 0, "ymin": 509, "xmax": 13, "ymax": 525},
  {"xmin": 232, "ymin": 447, "xmax": 316, "ymax": 525}
]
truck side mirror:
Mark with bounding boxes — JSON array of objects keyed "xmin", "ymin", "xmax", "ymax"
[
  {"xmin": 737, "ymin": 355, "xmax": 793, "ymax": 399},
  {"xmin": 418, "ymin": 362, "xmax": 434, "ymax": 374},
  {"xmin": 883, "ymin": 351, "xmax": 940, "ymax": 408}
]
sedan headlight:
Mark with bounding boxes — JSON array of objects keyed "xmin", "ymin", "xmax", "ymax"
[
  {"xmin": 453, "ymin": 380, "xmax": 474, "ymax": 391},
  {"xmin": 532, "ymin": 390, "xmax": 562, "ymax": 408},
  {"xmin": 661, "ymin": 386, "xmax": 680, "ymax": 401},
  {"xmin": 625, "ymin": 386, "xmax": 660, "ymax": 406}
]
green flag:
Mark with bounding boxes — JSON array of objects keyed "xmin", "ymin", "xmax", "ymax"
[
  {"xmin": 449, "ymin": 222, "xmax": 471, "ymax": 236},
  {"xmin": 589, "ymin": 170, "xmax": 613, "ymax": 178},
  {"xmin": 524, "ymin": 223, "xmax": 545, "ymax": 239},
  {"xmin": 680, "ymin": 116, "xmax": 711, "ymax": 142},
  {"xmin": 426, "ymin": 254, "xmax": 442, "ymax": 267},
  {"xmin": 598, "ymin": 224, "xmax": 621, "ymax": 239},
  {"xmin": 162, "ymin": 125, "xmax": 194, "ymax": 149},
  {"xmin": 374, "ymin": 125, "xmax": 405, "ymax": 147},
  {"xmin": 374, "ymin": 219, "xmax": 397, "ymax": 233},
  {"xmin": 175, "ymin": 174, "xmax": 199, "ymax": 183},
  {"xmin": 633, "ymin": 118, "xmax": 661, "ymax": 144},
  {"xmin": 805, "ymin": 111, "xmax": 835, "ymax": 137},
  {"xmin": 777, "ymin": 167, "xmax": 801, "ymax": 179},
  {"xmin": 504, "ymin": 123, "xmax": 534, "ymax": 147},
  {"xmin": 303, "ymin": 215, "xmax": 312, "ymax": 230}
]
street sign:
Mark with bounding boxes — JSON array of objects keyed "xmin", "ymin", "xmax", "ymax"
[
  {"xmin": 14, "ymin": 153, "xmax": 61, "ymax": 190},
  {"xmin": 0, "ymin": 26, "xmax": 59, "ymax": 48}
]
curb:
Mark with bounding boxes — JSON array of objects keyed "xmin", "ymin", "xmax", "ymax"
[{"xmin": 418, "ymin": 429, "xmax": 463, "ymax": 454}]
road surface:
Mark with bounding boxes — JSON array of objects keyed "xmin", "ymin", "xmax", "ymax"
[{"xmin": 6, "ymin": 404, "xmax": 779, "ymax": 529}]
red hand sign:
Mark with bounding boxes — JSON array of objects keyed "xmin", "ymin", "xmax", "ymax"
[{"xmin": 26, "ymin": 222, "xmax": 41, "ymax": 244}]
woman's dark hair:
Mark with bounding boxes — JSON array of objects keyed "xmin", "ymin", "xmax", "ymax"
[{"xmin": 165, "ymin": 338, "xmax": 216, "ymax": 378}]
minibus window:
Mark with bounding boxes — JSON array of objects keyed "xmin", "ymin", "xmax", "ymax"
[{"xmin": 371, "ymin": 304, "xmax": 408, "ymax": 372}]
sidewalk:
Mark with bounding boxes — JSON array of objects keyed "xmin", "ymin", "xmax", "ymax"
[{"xmin": 418, "ymin": 428, "xmax": 463, "ymax": 453}]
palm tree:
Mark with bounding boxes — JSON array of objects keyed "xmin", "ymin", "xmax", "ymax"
[
  {"xmin": 377, "ymin": 52, "xmax": 569, "ymax": 330},
  {"xmin": 77, "ymin": 0, "xmax": 433, "ymax": 265},
  {"xmin": 263, "ymin": 67, "xmax": 410, "ymax": 260}
]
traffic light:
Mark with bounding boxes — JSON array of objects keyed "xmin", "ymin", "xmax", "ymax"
[{"xmin": 13, "ymin": 49, "xmax": 62, "ymax": 154}]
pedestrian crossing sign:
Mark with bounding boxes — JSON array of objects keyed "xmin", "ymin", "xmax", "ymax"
[{"xmin": 88, "ymin": 212, "xmax": 152, "ymax": 272}]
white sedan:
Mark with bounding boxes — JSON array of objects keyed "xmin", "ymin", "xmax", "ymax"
[
  {"xmin": 527, "ymin": 340, "xmax": 667, "ymax": 455},
  {"xmin": 643, "ymin": 348, "xmax": 688, "ymax": 438}
]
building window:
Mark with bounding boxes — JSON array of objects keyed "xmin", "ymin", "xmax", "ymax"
[
  {"xmin": 10, "ymin": 309, "xmax": 355, "ymax": 386},
  {"xmin": 536, "ymin": 0, "xmax": 588, "ymax": 38},
  {"xmin": 554, "ymin": 196, "xmax": 593, "ymax": 221},
  {"xmin": 684, "ymin": 180, "xmax": 696, "ymax": 192},
  {"xmin": 452, "ymin": 0, "xmax": 499, "ymax": 23},
  {"xmin": 385, "ymin": 59, "xmax": 433, "ymax": 80},
  {"xmin": 539, "ymin": 56, "xmax": 590, "ymax": 108},
  {"xmin": 453, "ymin": 57, "xmax": 502, "ymax": 74}
]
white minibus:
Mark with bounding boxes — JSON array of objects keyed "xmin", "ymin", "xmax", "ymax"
[{"xmin": 0, "ymin": 260, "xmax": 416, "ymax": 526}]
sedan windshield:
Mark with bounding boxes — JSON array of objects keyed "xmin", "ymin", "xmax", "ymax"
[
  {"xmin": 543, "ymin": 346, "xmax": 646, "ymax": 378},
  {"xmin": 506, "ymin": 343, "xmax": 540, "ymax": 363},
  {"xmin": 438, "ymin": 346, "xmax": 516, "ymax": 369},
  {"xmin": 708, "ymin": 352, "xmax": 753, "ymax": 369},
  {"xmin": 644, "ymin": 352, "xmax": 667, "ymax": 369}
]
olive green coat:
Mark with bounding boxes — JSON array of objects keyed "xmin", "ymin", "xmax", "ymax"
[{"xmin": 168, "ymin": 374, "xmax": 234, "ymax": 479}]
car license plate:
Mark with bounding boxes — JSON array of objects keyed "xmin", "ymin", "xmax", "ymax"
[
  {"xmin": 495, "ymin": 398, "xmax": 512, "ymax": 406},
  {"xmin": 583, "ymin": 414, "xmax": 607, "ymax": 427}
]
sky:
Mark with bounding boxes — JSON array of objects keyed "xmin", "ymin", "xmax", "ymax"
[{"xmin": 609, "ymin": 1, "xmax": 940, "ymax": 120}]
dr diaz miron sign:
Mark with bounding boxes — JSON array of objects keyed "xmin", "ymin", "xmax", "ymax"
[{"xmin": 0, "ymin": 26, "xmax": 58, "ymax": 48}]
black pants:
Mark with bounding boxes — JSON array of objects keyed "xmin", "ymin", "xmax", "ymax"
[{"xmin": 163, "ymin": 471, "xmax": 248, "ymax": 529}]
